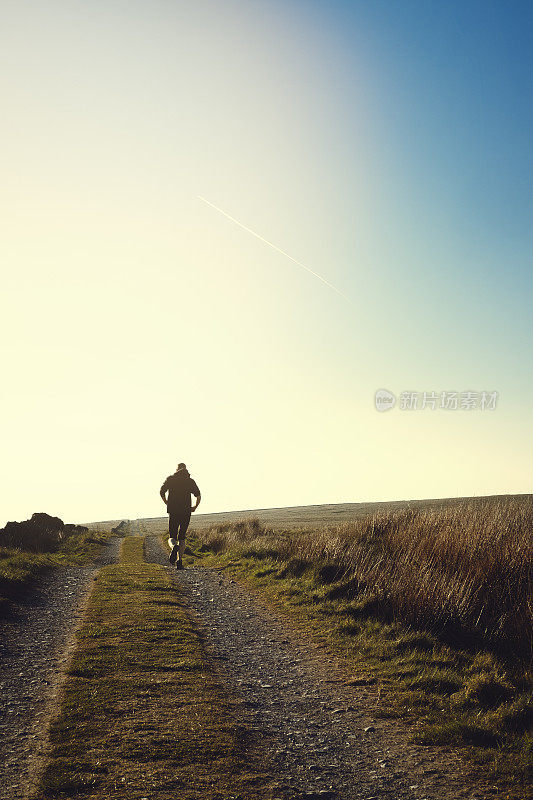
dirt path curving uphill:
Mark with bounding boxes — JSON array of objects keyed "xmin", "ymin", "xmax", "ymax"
[
  {"xmin": 0, "ymin": 537, "xmax": 122, "ymax": 800},
  {"xmin": 144, "ymin": 532, "xmax": 491, "ymax": 800}
]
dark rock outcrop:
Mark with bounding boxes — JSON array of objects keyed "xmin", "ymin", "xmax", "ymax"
[{"xmin": 0, "ymin": 513, "xmax": 87, "ymax": 552}]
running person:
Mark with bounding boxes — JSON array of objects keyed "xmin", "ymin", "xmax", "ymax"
[{"xmin": 160, "ymin": 463, "xmax": 201, "ymax": 569}]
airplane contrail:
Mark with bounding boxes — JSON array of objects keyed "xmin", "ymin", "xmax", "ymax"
[{"xmin": 197, "ymin": 195, "xmax": 347, "ymax": 299}]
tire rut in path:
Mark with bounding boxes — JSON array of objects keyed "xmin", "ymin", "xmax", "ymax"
[
  {"xmin": 0, "ymin": 536, "xmax": 123, "ymax": 800},
  {"xmin": 145, "ymin": 534, "xmax": 471, "ymax": 800}
]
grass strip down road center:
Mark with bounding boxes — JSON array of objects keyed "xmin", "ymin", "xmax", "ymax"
[{"xmin": 37, "ymin": 536, "xmax": 258, "ymax": 800}]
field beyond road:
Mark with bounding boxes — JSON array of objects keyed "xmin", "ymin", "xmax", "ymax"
[{"xmin": 139, "ymin": 492, "xmax": 532, "ymax": 531}]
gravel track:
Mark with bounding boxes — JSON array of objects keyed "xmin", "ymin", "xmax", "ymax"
[
  {"xmin": 0, "ymin": 537, "xmax": 122, "ymax": 800},
  {"xmin": 144, "ymin": 533, "xmax": 487, "ymax": 800}
]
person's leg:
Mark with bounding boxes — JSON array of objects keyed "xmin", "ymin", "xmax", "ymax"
[
  {"xmin": 168, "ymin": 514, "xmax": 179, "ymax": 564},
  {"xmin": 176, "ymin": 511, "xmax": 191, "ymax": 564}
]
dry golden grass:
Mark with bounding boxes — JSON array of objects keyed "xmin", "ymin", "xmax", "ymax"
[{"xmin": 198, "ymin": 495, "xmax": 533, "ymax": 662}]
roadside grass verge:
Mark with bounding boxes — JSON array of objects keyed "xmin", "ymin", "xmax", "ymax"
[
  {"xmin": 186, "ymin": 510, "xmax": 533, "ymax": 796},
  {"xmin": 0, "ymin": 528, "xmax": 110, "ymax": 608},
  {"xmin": 37, "ymin": 536, "xmax": 261, "ymax": 800}
]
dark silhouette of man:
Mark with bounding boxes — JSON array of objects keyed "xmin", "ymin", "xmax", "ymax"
[{"xmin": 160, "ymin": 463, "xmax": 201, "ymax": 569}]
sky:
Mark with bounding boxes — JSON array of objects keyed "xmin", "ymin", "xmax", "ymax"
[{"xmin": 1, "ymin": 0, "xmax": 531, "ymax": 525}]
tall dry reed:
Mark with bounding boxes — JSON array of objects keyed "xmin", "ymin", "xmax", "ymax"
[{"xmin": 198, "ymin": 496, "xmax": 533, "ymax": 661}]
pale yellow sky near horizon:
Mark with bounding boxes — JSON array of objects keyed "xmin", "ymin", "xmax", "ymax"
[{"xmin": 1, "ymin": 1, "xmax": 531, "ymax": 526}]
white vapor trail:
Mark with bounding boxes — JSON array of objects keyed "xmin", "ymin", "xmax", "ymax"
[{"xmin": 197, "ymin": 195, "xmax": 347, "ymax": 299}]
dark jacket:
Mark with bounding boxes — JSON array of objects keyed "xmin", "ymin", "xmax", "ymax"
[{"xmin": 161, "ymin": 469, "xmax": 200, "ymax": 514}]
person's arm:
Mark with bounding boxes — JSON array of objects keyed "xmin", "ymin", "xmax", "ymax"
[
  {"xmin": 160, "ymin": 478, "xmax": 169, "ymax": 506},
  {"xmin": 191, "ymin": 481, "xmax": 201, "ymax": 512}
]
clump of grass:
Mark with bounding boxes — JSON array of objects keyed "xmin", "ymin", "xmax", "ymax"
[
  {"xmin": 392, "ymin": 631, "xmax": 436, "ymax": 653},
  {"xmin": 0, "ymin": 548, "xmax": 55, "ymax": 599},
  {"xmin": 404, "ymin": 668, "xmax": 463, "ymax": 696},
  {"xmin": 457, "ymin": 673, "xmax": 515, "ymax": 708},
  {"xmin": 414, "ymin": 721, "xmax": 501, "ymax": 748},
  {"xmin": 486, "ymin": 695, "xmax": 533, "ymax": 734}
]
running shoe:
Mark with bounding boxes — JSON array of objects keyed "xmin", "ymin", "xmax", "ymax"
[{"xmin": 169, "ymin": 544, "xmax": 178, "ymax": 564}]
